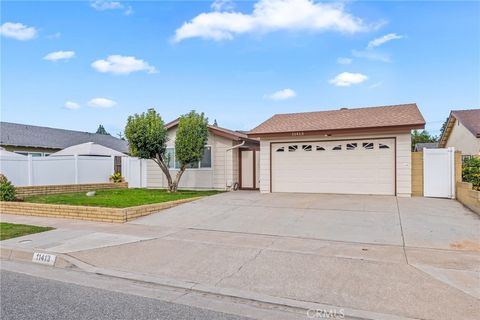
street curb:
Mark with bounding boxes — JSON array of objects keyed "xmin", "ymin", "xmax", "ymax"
[{"xmin": 1, "ymin": 246, "xmax": 418, "ymax": 320}]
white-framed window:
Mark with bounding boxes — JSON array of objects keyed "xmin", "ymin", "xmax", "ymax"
[
  {"xmin": 14, "ymin": 151, "xmax": 44, "ymax": 157},
  {"xmin": 166, "ymin": 146, "xmax": 212, "ymax": 169}
]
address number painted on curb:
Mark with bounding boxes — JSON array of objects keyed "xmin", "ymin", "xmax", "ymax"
[{"xmin": 32, "ymin": 252, "xmax": 56, "ymax": 266}]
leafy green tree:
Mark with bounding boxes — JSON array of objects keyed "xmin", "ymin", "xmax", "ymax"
[
  {"xmin": 411, "ymin": 130, "xmax": 438, "ymax": 151},
  {"xmin": 439, "ymin": 117, "xmax": 449, "ymax": 137},
  {"xmin": 124, "ymin": 109, "xmax": 208, "ymax": 192},
  {"xmin": 96, "ymin": 125, "xmax": 110, "ymax": 135},
  {"xmin": 173, "ymin": 111, "xmax": 209, "ymax": 191}
]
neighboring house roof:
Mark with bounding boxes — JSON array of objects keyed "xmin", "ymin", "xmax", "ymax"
[
  {"xmin": 414, "ymin": 142, "xmax": 439, "ymax": 152},
  {"xmin": 439, "ymin": 109, "xmax": 480, "ymax": 147},
  {"xmin": 49, "ymin": 142, "xmax": 127, "ymax": 157},
  {"xmin": 248, "ymin": 103, "xmax": 425, "ymax": 137},
  {"xmin": 165, "ymin": 118, "xmax": 258, "ymax": 143},
  {"xmin": 0, "ymin": 122, "xmax": 129, "ymax": 153}
]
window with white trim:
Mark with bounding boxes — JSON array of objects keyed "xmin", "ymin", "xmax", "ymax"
[
  {"xmin": 379, "ymin": 143, "xmax": 390, "ymax": 149},
  {"xmin": 332, "ymin": 145, "xmax": 342, "ymax": 151},
  {"xmin": 166, "ymin": 146, "xmax": 212, "ymax": 169},
  {"xmin": 316, "ymin": 146, "xmax": 325, "ymax": 151},
  {"xmin": 288, "ymin": 145, "xmax": 298, "ymax": 152},
  {"xmin": 276, "ymin": 147, "xmax": 285, "ymax": 152},
  {"xmin": 302, "ymin": 145, "xmax": 312, "ymax": 151}
]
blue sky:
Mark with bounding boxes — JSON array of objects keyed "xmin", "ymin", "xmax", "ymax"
[{"xmin": 1, "ymin": 0, "xmax": 479, "ymax": 137}]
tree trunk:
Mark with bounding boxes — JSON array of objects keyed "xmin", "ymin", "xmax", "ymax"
[
  {"xmin": 154, "ymin": 154, "xmax": 174, "ymax": 192},
  {"xmin": 171, "ymin": 165, "xmax": 186, "ymax": 192}
]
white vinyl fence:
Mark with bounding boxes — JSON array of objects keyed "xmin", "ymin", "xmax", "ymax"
[
  {"xmin": 0, "ymin": 155, "xmax": 145, "ymax": 188},
  {"xmin": 121, "ymin": 157, "xmax": 147, "ymax": 188}
]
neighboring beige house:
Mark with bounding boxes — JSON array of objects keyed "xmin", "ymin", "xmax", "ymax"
[
  {"xmin": 146, "ymin": 120, "xmax": 260, "ymax": 190},
  {"xmin": 248, "ymin": 104, "xmax": 425, "ymax": 197},
  {"xmin": 438, "ymin": 109, "xmax": 480, "ymax": 156}
]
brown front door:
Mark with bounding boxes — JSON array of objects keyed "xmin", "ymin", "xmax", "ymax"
[{"xmin": 239, "ymin": 149, "xmax": 259, "ymax": 190}]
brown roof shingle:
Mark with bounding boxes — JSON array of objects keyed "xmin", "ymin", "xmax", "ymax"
[
  {"xmin": 452, "ymin": 109, "xmax": 480, "ymax": 137},
  {"xmin": 249, "ymin": 103, "xmax": 425, "ymax": 136}
]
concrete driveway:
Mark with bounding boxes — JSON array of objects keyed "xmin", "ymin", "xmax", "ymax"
[{"xmin": 3, "ymin": 192, "xmax": 479, "ymax": 319}]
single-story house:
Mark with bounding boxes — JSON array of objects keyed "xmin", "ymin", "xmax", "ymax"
[
  {"xmin": 414, "ymin": 142, "xmax": 438, "ymax": 152},
  {"xmin": 248, "ymin": 103, "xmax": 425, "ymax": 196},
  {"xmin": 0, "ymin": 122, "xmax": 128, "ymax": 156},
  {"xmin": 146, "ymin": 120, "xmax": 260, "ymax": 190},
  {"xmin": 438, "ymin": 109, "xmax": 480, "ymax": 155}
]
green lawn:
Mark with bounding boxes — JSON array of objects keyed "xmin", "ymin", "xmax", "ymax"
[
  {"xmin": 0, "ymin": 223, "xmax": 54, "ymax": 241},
  {"xmin": 23, "ymin": 188, "xmax": 222, "ymax": 208}
]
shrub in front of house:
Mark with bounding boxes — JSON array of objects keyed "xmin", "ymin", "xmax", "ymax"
[
  {"xmin": 0, "ymin": 174, "xmax": 16, "ymax": 201},
  {"xmin": 462, "ymin": 157, "xmax": 480, "ymax": 190},
  {"xmin": 109, "ymin": 172, "xmax": 124, "ymax": 183}
]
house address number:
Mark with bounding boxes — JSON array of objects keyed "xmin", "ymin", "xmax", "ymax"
[
  {"xmin": 32, "ymin": 252, "xmax": 56, "ymax": 266},
  {"xmin": 291, "ymin": 132, "xmax": 304, "ymax": 136}
]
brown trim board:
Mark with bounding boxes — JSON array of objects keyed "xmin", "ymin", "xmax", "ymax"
[{"xmin": 249, "ymin": 124, "xmax": 423, "ymax": 138}]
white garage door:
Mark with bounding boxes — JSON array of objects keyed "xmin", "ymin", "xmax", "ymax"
[{"xmin": 271, "ymin": 138, "xmax": 395, "ymax": 195}]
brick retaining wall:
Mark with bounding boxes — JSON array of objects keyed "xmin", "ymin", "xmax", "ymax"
[
  {"xmin": 0, "ymin": 197, "xmax": 202, "ymax": 223},
  {"xmin": 15, "ymin": 182, "xmax": 128, "ymax": 198},
  {"xmin": 456, "ymin": 182, "xmax": 480, "ymax": 215}
]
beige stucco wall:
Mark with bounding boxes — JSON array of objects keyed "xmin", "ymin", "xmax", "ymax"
[
  {"xmin": 259, "ymin": 131, "xmax": 413, "ymax": 196},
  {"xmin": 146, "ymin": 129, "xmax": 240, "ymax": 190},
  {"xmin": 445, "ymin": 120, "xmax": 480, "ymax": 155}
]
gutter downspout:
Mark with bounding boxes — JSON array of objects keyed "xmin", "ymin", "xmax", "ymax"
[{"xmin": 225, "ymin": 141, "xmax": 246, "ymax": 190}]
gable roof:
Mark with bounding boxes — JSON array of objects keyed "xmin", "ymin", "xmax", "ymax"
[
  {"xmin": 0, "ymin": 122, "xmax": 129, "ymax": 153},
  {"xmin": 248, "ymin": 103, "xmax": 425, "ymax": 137},
  {"xmin": 439, "ymin": 109, "xmax": 480, "ymax": 147},
  {"xmin": 165, "ymin": 118, "xmax": 256, "ymax": 142}
]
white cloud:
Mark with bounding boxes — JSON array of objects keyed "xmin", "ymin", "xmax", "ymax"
[
  {"xmin": 264, "ymin": 88, "xmax": 297, "ymax": 100},
  {"xmin": 43, "ymin": 51, "xmax": 76, "ymax": 61},
  {"xmin": 0, "ymin": 22, "xmax": 37, "ymax": 40},
  {"xmin": 174, "ymin": 0, "xmax": 368, "ymax": 42},
  {"xmin": 367, "ymin": 33, "xmax": 403, "ymax": 49},
  {"xmin": 64, "ymin": 101, "xmax": 81, "ymax": 110},
  {"xmin": 337, "ymin": 57, "xmax": 352, "ymax": 65},
  {"xmin": 91, "ymin": 55, "xmax": 156, "ymax": 75},
  {"xmin": 88, "ymin": 98, "xmax": 117, "ymax": 108},
  {"xmin": 211, "ymin": 0, "xmax": 235, "ymax": 12},
  {"xmin": 352, "ymin": 49, "xmax": 390, "ymax": 62},
  {"xmin": 90, "ymin": 1, "xmax": 133, "ymax": 15},
  {"xmin": 329, "ymin": 72, "xmax": 367, "ymax": 87}
]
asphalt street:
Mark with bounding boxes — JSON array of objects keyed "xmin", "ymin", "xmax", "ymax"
[{"xmin": 0, "ymin": 270, "xmax": 252, "ymax": 320}]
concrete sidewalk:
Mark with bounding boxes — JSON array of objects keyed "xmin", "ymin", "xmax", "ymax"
[{"xmin": 1, "ymin": 192, "xmax": 479, "ymax": 320}]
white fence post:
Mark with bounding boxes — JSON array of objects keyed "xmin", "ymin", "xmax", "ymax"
[
  {"xmin": 126, "ymin": 157, "xmax": 131, "ymax": 187},
  {"xmin": 27, "ymin": 155, "xmax": 33, "ymax": 186},
  {"xmin": 74, "ymin": 154, "xmax": 79, "ymax": 184}
]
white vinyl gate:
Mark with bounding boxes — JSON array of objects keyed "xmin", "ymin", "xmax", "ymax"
[{"xmin": 423, "ymin": 148, "xmax": 455, "ymax": 198}]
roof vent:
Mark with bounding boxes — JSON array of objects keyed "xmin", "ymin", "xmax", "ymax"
[{"xmin": 340, "ymin": 107, "xmax": 348, "ymax": 110}]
